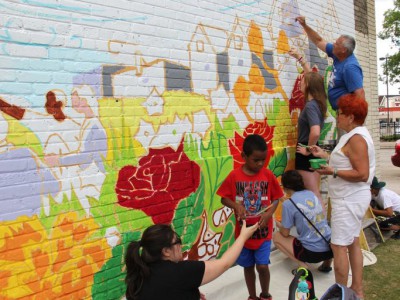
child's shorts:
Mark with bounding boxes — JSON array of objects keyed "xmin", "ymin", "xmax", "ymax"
[{"xmin": 236, "ymin": 240, "xmax": 271, "ymax": 267}]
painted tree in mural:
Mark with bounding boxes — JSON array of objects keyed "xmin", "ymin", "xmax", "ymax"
[{"xmin": 379, "ymin": 0, "xmax": 400, "ymax": 83}]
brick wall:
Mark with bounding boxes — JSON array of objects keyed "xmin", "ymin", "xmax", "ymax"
[{"xmin": 0, "ymin": 0, "xmax": 378, "ymax": 298}]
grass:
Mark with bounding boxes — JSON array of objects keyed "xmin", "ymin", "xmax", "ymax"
[{"xmin": 363, "ymin": 238, "xmax": 400, "ymax": 299}]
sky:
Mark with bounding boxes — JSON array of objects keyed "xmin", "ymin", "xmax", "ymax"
[{"xmin": 375, "ymin": 0, "xmax": 399, "ymax": 95}]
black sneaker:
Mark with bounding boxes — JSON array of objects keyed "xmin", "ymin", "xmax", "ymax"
[{"xmin": 391, "ymin": 231, "xmax": 400, "ymax": 239}]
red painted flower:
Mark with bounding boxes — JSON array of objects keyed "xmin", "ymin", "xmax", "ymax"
[
  {"xmin": 289, "ymin": 67, "xmax": 319, "ymax": 113},
  {"xmin": 115, "ymin": 141, "xmax": 200, "ymax": 224},
  {"xmin": 229, "ymin": 119, "xmax": 275, "ymax": 169},
  {"xmin": 289, "ymin": 73, "xmax": 305, "ymax": 113}
]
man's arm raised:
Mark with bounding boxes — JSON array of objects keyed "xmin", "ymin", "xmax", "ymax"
[{"xmin": 296, "ymin": 16, "xmax": 327, "ymax": 53}]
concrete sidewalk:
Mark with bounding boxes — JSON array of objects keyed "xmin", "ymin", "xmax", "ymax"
[{"xmin": 201, "ymin": 250, "xmax": 335, "ymax": 299}]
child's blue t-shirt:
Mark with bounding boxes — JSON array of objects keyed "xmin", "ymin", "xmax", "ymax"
[
  {"xmin": 281, "ymin": 190, "xmax": 331, "ymax": 252},
  {"xmin": 326, "ymin": 43, "xmax": 363, "ymax": 110}
]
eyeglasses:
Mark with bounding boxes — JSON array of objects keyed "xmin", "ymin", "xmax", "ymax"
[
  {"xmin": 337, "ymin": 110, "xmax": 346, "ymax": 116},
  {"xmin": 170, "ymin": 235, "xmax": 182, "ymax": 246}
]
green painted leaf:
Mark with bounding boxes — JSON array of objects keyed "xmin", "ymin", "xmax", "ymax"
[
  {"xmin": 319, "ymin": 122, "xmax": 333, "ymax": 143},
  {"xmin": 92, "ymin": 232, "xmax": 139, "ymax": 300},
  {"xmin": 268, "ymin": 147, "xmax": 287, "ymax": 178}
]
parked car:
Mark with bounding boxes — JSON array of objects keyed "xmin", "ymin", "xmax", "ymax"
[{"xmin": 392, "ymin": 139, "xmax": 400, "ymax": 167}]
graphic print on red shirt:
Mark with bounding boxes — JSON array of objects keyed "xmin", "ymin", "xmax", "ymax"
[{"xmin": 217, "ymin": 167, "xmax": 284, "ymax": 250}]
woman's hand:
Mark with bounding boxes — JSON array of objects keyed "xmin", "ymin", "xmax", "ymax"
[
  {"xmin": 296, "ymin": 144, "xmax": 310, "ymax": 156},
  {"xmin": 314, "ymin": 164, "xmax": 334, "ymax": 176},
  {"xmin": 239, "ymin": 220, "xmax": 260, "ymax": 239},
  {"xmin": 288, "ymin": 47, "xmax": 301, "ymax": 60},
  {"xmin": 309, "ymin": 145, "xmax": 328, "ymax": 159}
]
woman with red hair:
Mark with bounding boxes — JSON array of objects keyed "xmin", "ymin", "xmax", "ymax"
[{"xmin": 310, "ymin": 94, "xmax": 375, "ymax": 299}]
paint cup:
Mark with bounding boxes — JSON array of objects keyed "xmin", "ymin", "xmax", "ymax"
[{"xmin": 309, "ymin": 158, "xmax": 327, "ymax": 169}]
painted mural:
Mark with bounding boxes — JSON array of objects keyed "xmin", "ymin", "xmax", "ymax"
[{"xmin": 0, "ymin": 0, "xmax": 350, "ymax": 298}]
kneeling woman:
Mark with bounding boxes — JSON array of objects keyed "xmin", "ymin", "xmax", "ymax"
[
  {"xmin": 273, "ymin": 170, "xmax": 332, "ymax": 272},
  {"xmin": 125, "ymin": 221, "xmax": 259, "ymax": 300}
]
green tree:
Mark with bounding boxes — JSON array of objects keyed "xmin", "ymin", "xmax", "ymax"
[{"xmin": 378, "ymin": 0, "xmax": 400, "ymax": 84}]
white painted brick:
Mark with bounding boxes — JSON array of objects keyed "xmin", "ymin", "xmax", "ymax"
[
  {"xmin": 17, "ymin": 71, "xmax": 52, "ymax": 83},
  {"xmin": 1, "ymin": 70, "xmax": 17, "ymax": 82},
  {"xmin": 0, "ymin": 1, "xmax": 380, "ymax": 298}
]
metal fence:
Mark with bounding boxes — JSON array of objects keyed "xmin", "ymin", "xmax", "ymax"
[{"xmin": 380, "ymin": 122, "xmax": 400, "ymax": 139}]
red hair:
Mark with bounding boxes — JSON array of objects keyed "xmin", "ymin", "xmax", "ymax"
[{"xmin": 337, "ymin": 94, "xmax": 368, "ymax": 125}]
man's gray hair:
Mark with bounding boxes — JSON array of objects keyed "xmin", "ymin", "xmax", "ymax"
[{"xmin": 340, "ymin": 35, "xmax": 356, "ymax": 55}]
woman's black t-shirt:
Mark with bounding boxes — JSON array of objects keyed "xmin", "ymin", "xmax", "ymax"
[{"xmin": 133, "ymin": 260, "xmax": 205, "ymax": 300}]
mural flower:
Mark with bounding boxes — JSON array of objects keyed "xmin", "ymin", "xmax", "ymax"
[
  {"xmin": 289, "ymin": 73, "xmax": 305, "ymax": 114},
  {"xmin": 0, "ymin": 214, "xmax": 111, "ymax": 299},
  {"xmin": 229, "ymin": 119, "xmax": 275, "ymax": 169},
  {"xmin": 289, "ymin": 67, "xmax": 320, "ymax": 114},
  {"xmin": 115, "ymin": 140, "xmax": 201, "ymax": 224}
]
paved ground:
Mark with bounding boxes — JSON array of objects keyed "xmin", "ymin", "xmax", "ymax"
[
  {"xmin": 201, "ymin": 142, "xmax": 400, "ymax": 300},
  {"xmin": 377, "ymin": 142, "xmax": 400, "ymax": 194},
  {"xmin": 367, "ymin": 142, "xmax": 400, "ymax": 246}
]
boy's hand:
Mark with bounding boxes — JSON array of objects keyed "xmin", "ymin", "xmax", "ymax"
[
  {"xmin": 259, "ymin": 211, "xmax": 273, "ymax": 229},
  {"xmin": 234, "ymin": 204, "xmax": 247, "ymax": 220}
]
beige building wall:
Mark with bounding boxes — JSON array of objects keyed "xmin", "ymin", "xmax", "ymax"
[{"xmin": 355, "ymin": 0, "xmax": 381, "ymax": 175}]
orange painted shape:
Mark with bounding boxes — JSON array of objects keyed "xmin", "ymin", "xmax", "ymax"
[
  {"xmin": 249, "ymin": 65, "xmax": 265, "ymax": 94},
  {"xmin": 233, "ymin": 76, "xmax": 250, "ymax": 110},
  {"xmin": 0, "ymin": 270, "xmax": 11, "ymax": 290},
  {"xmin": 248, "ymin": 21, "xmax": 264, "ymax": 54},
  {"xmin": 277, "ymin": 30, "xmax": 290, "ymax": 54}
]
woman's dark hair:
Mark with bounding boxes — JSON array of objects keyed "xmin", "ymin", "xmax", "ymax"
[
  {"xmin": 303, "ymin": 72, "xmax": 327, "ymax": 118},
  {"xmin": 125, "ymin": 224, "xmax": 175, "ymax": 300},
  {"xmin": 243, "ymin": 134, "xmax": 267, "ymax": 156},
  {"xmin": 282, "ymin": 170, "xmax": 305, "ymax": 191}
]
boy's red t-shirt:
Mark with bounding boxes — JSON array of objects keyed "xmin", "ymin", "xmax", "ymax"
[{"xmin": 217, "ymin": 167, "xmax": 284, "ymax": 250}]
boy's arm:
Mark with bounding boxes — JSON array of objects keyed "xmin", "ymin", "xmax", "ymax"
[
  {"xmin": 259, "ymin": 199, "xmax": 280, "ymax": 229},
  {"xmin": 221, "ymin": 197, "xmax": 246, "ymax": 220}
]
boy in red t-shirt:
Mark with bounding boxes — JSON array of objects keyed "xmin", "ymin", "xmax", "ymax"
[{"xmin": 217, "ymin": 134, "xmax": 284, "ymax": 300}]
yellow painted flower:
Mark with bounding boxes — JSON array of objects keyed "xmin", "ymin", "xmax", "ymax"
[{"xmin": 0, "ymin": 213, "xmax": 111, "ymax": 299}]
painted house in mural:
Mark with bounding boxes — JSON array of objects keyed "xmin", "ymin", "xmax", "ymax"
[
  {"xmin": 227, "ymin": 17, "xmax": 253, "ymax": 91},
  {"xmin": 189, "ymin": 24, "xmax": 231, "ymax": 94}
]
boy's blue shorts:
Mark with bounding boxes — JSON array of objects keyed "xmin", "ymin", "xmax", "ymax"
[{"xmin": 236, "ymin": 240, "xmax": 271, "ymax": 267}]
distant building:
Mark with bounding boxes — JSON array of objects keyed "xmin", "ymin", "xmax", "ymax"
[{"xmin": 378, "ymin": 95, "xmax": 400, "ymax": 123}]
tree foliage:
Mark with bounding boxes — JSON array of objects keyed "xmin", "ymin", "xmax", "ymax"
[{"xmin": 378, "ymin": 0, "xmax": 400, "ymax": 83}]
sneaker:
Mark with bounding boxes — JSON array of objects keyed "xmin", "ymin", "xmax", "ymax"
[
  {"xmin": 259, "ymin": 293, "xmax": 272, "ymax": 300},
  {"xmin": 317, "ymin": 264, "xmax": 332, "ymax": 273},
  {"xmin": 391, "ymin": 231, "xmax": 400, "ymax": 239}
]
